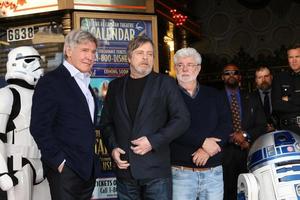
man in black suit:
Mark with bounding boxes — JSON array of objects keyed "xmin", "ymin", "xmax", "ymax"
[
  {"xmin": 221, "ymin": 64, "xmax": 266, "ymax": 200},
  {"xmin": 30, "ymin": 30, "xmax": 100, "ymax": 200},
  {"xmin": 100, "ymin": 36, "xmax": 190, "ymax": 200},
  {"xmin": 252, "ymin": 66, "xmax": 276, "ymax": 134}
]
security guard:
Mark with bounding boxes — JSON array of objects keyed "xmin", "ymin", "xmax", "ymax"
[{"xmin": 272, "ymin": 43, "xmax": 300, "ymax": 135}]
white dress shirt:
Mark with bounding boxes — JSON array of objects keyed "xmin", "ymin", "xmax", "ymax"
[{"xmin": 63, "ymin": 60, "xmax": 95, "ymax": 122}]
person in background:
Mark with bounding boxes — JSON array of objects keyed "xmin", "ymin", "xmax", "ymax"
[
  {"xmin": 221, "ymin": 64, "xmax": 266, "ymax": 200},
  {"xmin": 100, "ymin": 35, "xmax": 190, "ymax": 200},
  {"xmin": 30, "ymin": 30, "xmax": 100, "ymax": 200},
  {"xmin": 272, "ymin": 43, "xmax": 300, "ymax": 135},
  {"xmin": 170, "ymin": 47, "xmax": 232, "ymax": 200},
  {"xmin": 251, "ymin": 66, "xmax": 276, "ymax": 134}
]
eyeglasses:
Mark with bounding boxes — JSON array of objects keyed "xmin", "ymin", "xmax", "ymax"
[
  {"xmin": 176, "ymin": 63, "xmax": 199, "ymax": 70},
  {"xmin": 223, "ymin": 70, "xmax": 240, "ymax": 76}
]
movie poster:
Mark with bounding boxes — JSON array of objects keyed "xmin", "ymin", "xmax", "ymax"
[{"xmin": 77, "ymin": 13, "xmax": 157, "ymax": 200}]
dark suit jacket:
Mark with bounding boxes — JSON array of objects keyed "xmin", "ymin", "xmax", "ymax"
[
  {"xmin": 100, "ymin": 72, "xmax": 190, "ymax": 179},
  {"xmin": 30, "ymin": 65, "xmax": 99, "ymax": 181},
  {"xmin": 223, "ymin": 90, "xmax": 266, "ymax": 144},
  {"xmin": 223, "ymin": 89, "xmax": 266, "ymax": 200},
  {"xmin": 250, "ymin": 90, "xmax": 278, "ymax": 129}
]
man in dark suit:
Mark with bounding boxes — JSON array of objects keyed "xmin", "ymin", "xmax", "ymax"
[
  {"xmin": 221, "ymin": 64, "xmax": 266, "ymax": 200},
  {"xmin": 100, "ymin": 36, "xmax": 190, "ymax": 200},
  {"xmin": 251, "ymin": 66, "xmax": 276, "ymax": 134},
  {"xmin": 30, "ymin": 30, "xmax": 100, "ymax": 200}
]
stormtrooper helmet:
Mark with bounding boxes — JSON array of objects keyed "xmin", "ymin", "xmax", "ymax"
[{"xmin": 5, "ymin": 46, "xmax": 44, "ymax": 86}]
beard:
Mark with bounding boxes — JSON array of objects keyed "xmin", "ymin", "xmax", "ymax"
[
  {"xmin": 225, "ymin": 78, "xmax": 239, "ymax": 89},
  {"xmin": 177, "ymin": 73, "xmax": 198, "ymax": 83},
  {"xmin": 131, "ymin": 64, "xmax": 153, "ymax": 78},
  {"xmin": 136, "ymin": 66, "xmax": 152, "ymax": 76},
  {"xmin": 257, "ymin": 81, "xmax": 271, "ymax": 91}
]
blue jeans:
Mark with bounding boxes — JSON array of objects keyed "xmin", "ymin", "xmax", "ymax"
[
  {"xmin": 172, "ymin": 165, "xmax": 223, "ymax": 200},
  {"xmin": 117, "ymin": 177, "xmax": 172, "ymax": 200}
]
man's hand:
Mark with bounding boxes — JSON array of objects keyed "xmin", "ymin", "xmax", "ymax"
[
  {"xmin": 202, "ymin": 137, "xmax": 221, "ymax": 157},
  {"xmin": 230, "ymin": 131, "xmax": 246, "ymax": 145},
  {"xmin": 282, "ymin": 96, "xmax": 288, "ymax": 101},
  {"xmin": 0, "ymin": 174, "xmax": 13, "ymax": 191},
  {"xmin": 131, "ymin": 136, "xmax": 152, "ymax": 155},
  {"xmin": 112, "ymin": 148, "xmax": 130, "ymax": 169},
  {"xmin": 192, "ymin": 148, "xmax": 210, "ymax": 166},
  {"xmin": 266, "ymin": 123, "xmax": 275, "ymax": 132}
]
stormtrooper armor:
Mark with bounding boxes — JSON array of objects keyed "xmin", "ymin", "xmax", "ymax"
[
  {"xmin": 237, "ymin": 130, "xmax": 300, "ymax": 200},
  {"xmin": 0, "ymin": 46, "xmax": 50, "ymax": 200}
]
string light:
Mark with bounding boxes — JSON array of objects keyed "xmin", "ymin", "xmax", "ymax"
[{"xmin": 170, "ymin": 9, "xmax": 188, "ymax": 26}]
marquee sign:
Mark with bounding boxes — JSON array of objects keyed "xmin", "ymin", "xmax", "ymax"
[{"xmin": 0, "ymin": 0, "xmax": 58, "ymax": 17}]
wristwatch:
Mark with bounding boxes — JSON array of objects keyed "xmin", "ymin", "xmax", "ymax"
[{"xmin": 242, "ymin": 132, "xmax": 251, "ymax": 143}]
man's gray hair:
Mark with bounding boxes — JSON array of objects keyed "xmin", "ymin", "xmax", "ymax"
[
  {"xmin": 63, "ymin": 30, "xmax": 98, "ymax": 59},
  {"xmin": 174, "ymin": 47, "xmax": 202, "ymax": 65}
]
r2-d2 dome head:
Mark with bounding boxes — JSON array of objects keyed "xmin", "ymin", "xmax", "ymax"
[
  {"xmin": 5, "ymin": 46, "xmax": 44, "ymax": 86},
  {"xmin": 238, "ymin": 130, "xmax": 300, "ymax": 200},
  {"xmin": 248, "ymin": 130, "xmax": 300, "ymax": 172}
]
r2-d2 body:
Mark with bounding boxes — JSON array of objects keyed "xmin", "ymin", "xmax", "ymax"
[{"xmin": 238, "ymin": 130, "xmax": 300, "ymax": 200}]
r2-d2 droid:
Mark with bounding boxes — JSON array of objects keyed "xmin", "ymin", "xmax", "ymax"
[{"xmin": 238, "ymin": 130, "xmax": 300, "ymax": 200}]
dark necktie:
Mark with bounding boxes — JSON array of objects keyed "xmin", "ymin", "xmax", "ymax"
[
  {"xmin": 230, "ymin": 93, "xmax": 242, "ymax": 132},
  {"xmin": 263, "ymin": 91, "xmax": 271, "ymax": 118}
]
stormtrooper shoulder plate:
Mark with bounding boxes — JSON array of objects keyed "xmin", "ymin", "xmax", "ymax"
[{"xmin": 6, "ymin": 84, "xmax": 33, "ymax": 131}]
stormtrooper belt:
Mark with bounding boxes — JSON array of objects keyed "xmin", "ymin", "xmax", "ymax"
[{"xmin": 5, "ymin": 145, "xmax": 41, "ymax": 159}]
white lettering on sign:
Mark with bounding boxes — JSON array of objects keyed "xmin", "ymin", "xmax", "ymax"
[
  {"xmin": 7, "ymin": 26, "xmax": 34, "ymax": 42},
  {"xmin": 92, "ymin": 177, "xmax": 117, "ymax": 199}
]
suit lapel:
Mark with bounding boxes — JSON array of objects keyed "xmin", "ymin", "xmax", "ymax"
[
  {"xmin": 240, "ymin": 91, "xmax": 249, "ymax": 129},
  {"xmin": 120, "ymin": 72, "xmax": 155, "ymax": 134},
  {"xmin": 121, "ymin": 75, "xmax": 131, "ymax": 122},
  {"xmin": 61, "ymin": 66, "xmax": 93, "ymax": 122},
  {"xmin": 133, "ymin": 72, "xmax": 154, "ymax": 127},
  {"xmin": 89, "ymin": 85, "xmax": 97, "ymax": 124},
  {"xmin": 256, "ymin": 90, "xmax": 263, "ymax": 107},
  {"xmin": 135, "ymin": 73, "xmax": 152, "ymax": 118}
]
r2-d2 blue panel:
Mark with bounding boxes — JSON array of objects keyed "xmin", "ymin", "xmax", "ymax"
[{"xmin": 238, "ymin": 130, "xmax": 300, "ymax": 200}]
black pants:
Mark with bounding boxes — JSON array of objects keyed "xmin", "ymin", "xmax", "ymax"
[
  {"xmin": 223, "ymin": 144, "xmax": 248, "ymax": 200},
  {"xmin": 46, "ymin": 165, "xmax": 95, "ymax": 200}
]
